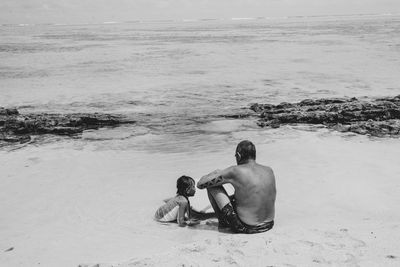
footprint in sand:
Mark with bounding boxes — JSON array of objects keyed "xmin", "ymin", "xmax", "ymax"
[
  {"xmin": 343, "ymin": 253, "xmax": 358, "ymax": 265},
  {"xmin": 312, "ymin": 258, "xmax": 330, "ymax": 264},
  {"xmin": 223, "ymin": 255, "xmax": 240, "ymax": 265},
  {"xmin": 322, "ymin": 229, "xmax": 366, "ymax": 249},
  {"xmin": 231, "ymin": 249, "xmax": 245, "ymax": 256},
  {"xmin": 78, "ymin": 264, "xmax": 111, "ymax": 267},
  {"xmin": 324, "ymin": 241, "xmax": 346, "ymax": 249},
  {"xmin": 180, "ymin": 243, "xmax": 206, "ymax": 253},
  {"xmin": 299, "ymin": 240, "xmax": 323, "ymax": 249}
]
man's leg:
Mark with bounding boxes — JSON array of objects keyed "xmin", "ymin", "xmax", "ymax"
[
  {"xmin": 207, "ymin": 186, "xmax": 246, "ymax": 232},
  {"xmin": 207, "ymin": 186, "xmax": 231, "ymax": 226}
]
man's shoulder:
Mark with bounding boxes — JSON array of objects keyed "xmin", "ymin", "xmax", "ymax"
[
  {"xmin": 223, "ymin": 165, "xmax": 244, "ymax": 178},
  {"xmin": 259, "ymin": 164, "xmax": 274, "ymax": 173},
  {"xmin": 236, "ymin": 162, "xmax": 272, "ymax": 171},
  {"xmin": 238, "ymin": 163, "xmax": 275, "ymax": 179},
  {"xmin": 258, "ymin": 164, "xmax": 275, "ymax": 179},
  {"xmin": 222, "ymin": 163, "xmax": 274, "ymax": 182}
]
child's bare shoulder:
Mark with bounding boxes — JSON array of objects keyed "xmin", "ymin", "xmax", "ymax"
[{"xmin": 175, "ymin": 195, "xmax": 189, "ymax": 205}]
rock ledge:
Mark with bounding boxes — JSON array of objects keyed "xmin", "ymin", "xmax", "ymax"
[
  {"xmin": 250, "ymin": 95, "xmax": 400, "ymax": 137},
  {"xmin": 0, "ymin": 108, "xmax": 135, "ymax": 144}
]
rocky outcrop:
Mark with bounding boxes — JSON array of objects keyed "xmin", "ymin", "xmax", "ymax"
[
  {"xmin": 0, "ymin": 108, "xmax": 136, "ymax": 144},
  {"xmin": 250, "ymin": 95, "xmax": 400, "ymax": 137}
]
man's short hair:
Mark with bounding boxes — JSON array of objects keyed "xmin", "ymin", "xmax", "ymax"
[{"xmin": 236, "ymin": 140, "xmax": 256, "ymax": 160}]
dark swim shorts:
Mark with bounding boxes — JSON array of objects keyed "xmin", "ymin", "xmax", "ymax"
[
  {"xmin": 223, "ymin": 195, "xmax": 274, "ymax": 234},
  {"xmin": 240, "ymin": 220, "xmax": 274, "ymax": 234}
]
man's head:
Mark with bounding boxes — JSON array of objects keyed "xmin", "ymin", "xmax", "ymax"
[
  {"xmin": 176, "ymin": 175, "xmax": 196, "ymax": 197},
  {"xmin": 235, "ymin": 140, "xmax": 256, "ymax": 164}
]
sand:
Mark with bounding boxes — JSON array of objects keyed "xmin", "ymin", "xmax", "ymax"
[{"xmin": 1, "ymin": 126, "xmax": 400, "ymax": 267}]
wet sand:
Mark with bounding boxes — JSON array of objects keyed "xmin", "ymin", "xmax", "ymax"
[{"xmin": 1, "ymin": 126, "xmax": 400, "ymax": 266}]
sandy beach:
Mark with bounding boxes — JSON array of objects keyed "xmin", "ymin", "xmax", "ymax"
[{"xmin": 1, "ymin": 125, "xmax": 400, "ymax": 267}]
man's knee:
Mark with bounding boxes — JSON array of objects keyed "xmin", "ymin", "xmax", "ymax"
[
  {"xmin": 207, "ymin": 186, "xmax": 228, "ymax": 201},
  {"xmin": 207, "ymin": 186, "xmax": 224, "ymax": 195},
  {"xmin": 207, "ymin": 186, "xmax": 230, "ymax": 209}
]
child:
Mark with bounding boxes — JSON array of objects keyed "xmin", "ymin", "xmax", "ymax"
[{"xmin": 154, "ymin": 175, "xmax": 200, "ymax": 226}]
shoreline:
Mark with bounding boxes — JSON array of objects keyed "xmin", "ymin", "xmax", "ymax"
[{"xmin": 2, "ymin": 95, "xmax": 400, "ymax": 148}]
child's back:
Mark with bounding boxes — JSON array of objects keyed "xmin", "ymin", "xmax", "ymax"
[{"xmin": 155, "ymin": 195, "xmax": 188, "ymax": 222}]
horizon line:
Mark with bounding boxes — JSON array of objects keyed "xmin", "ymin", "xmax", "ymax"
[{"xmin": 1, "ymin": 12, "xmax": 398, "ymax": 27}]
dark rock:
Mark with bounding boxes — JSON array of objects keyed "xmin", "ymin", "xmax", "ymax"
[
  {"xmin": 0, "ymin": 109, "xmax": 136, "ymax": 144},
  {"xmin": 223, "ymin": 113, "xmax": 254, "ymax": 119},
  {"xmin": 276, "ymin": 102, "xmax": 294, "ymax": 109},
  {"xmin": 1, "ymin": 134, "xmax": 31, "ymax": 143},
  {"xmin": 250, "ymin": 95, "xmax": 400, "ymax": 137},
  {"xmin": 0, "ymin": 108, "xmax": 19, "ymax": 116},
  {"xmin": 250, "ymin": 103, "xmax": 274, "ymax": 113}
]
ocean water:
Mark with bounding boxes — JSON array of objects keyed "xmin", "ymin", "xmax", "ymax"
[{"xmin": 1, "ymin": 15, "xmax": 400, "ymax": 152}]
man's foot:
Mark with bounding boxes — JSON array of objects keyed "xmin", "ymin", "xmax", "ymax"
[
  {"xmin": 218, "ymin": 220, "xmax": 230, "ymax": 229},
  {"xmin": 217, "ymin": 226, "xmax": 232, "ymax": 233}
]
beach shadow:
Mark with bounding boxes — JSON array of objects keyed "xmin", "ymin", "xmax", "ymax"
[
  {"xmin": 156, "ymin": 211, "xmax": 232, "ymax": 233},
  {"xmin": 191, "ymin": 209, "xmax": 216, "ymax": 220},
  {"xmin": 188, "ymin": 210, "xmax": 231, "ymax": 232},
  {"xmin": 187, "ymin": 219, "xmax": 233, "ymax": 233}
]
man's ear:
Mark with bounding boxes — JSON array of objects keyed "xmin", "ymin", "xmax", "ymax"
[{"xmin": 236, "ymin": 152, "xmax": 241, "ymax": 161}]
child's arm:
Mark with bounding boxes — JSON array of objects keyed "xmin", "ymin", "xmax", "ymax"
[
  {"xmin": 177, "ymin": 199, "xmax": 200, "ymax": 227},
  {"xmin": 177, "ymin": 201, "xmax": 189, "ymax": 226}
]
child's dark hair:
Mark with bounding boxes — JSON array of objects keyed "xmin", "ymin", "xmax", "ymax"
[{"xmin": 176, "ymin": 175, "xmax": 195, "ymax": 196}]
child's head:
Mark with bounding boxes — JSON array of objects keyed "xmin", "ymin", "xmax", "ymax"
[{"xmin": 176, "ymin": 175, "xmax": 196, "ymax": 197}]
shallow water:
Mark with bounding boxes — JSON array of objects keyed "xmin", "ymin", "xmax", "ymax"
[{"xmin": 1, "ymin": 15, "xmax": 400, "ymax": 152}]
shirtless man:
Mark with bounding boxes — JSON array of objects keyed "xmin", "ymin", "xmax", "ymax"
[{"xmin": 197, "ymin": 140, "xmax": 276, "ymax": 234}]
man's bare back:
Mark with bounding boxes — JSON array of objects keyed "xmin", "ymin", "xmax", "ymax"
[
  {"xmin": 226, "ymin": 162, "xmax": 276, "ymax": 225},
  {"xmin": 197, "ymin": 140, "xmax": 276, "ymax": 233}
]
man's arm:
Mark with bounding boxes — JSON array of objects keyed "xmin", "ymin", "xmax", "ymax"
[{"xmin": 197, "ymin": 167, "xmax": 235, "ymax": 189}]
